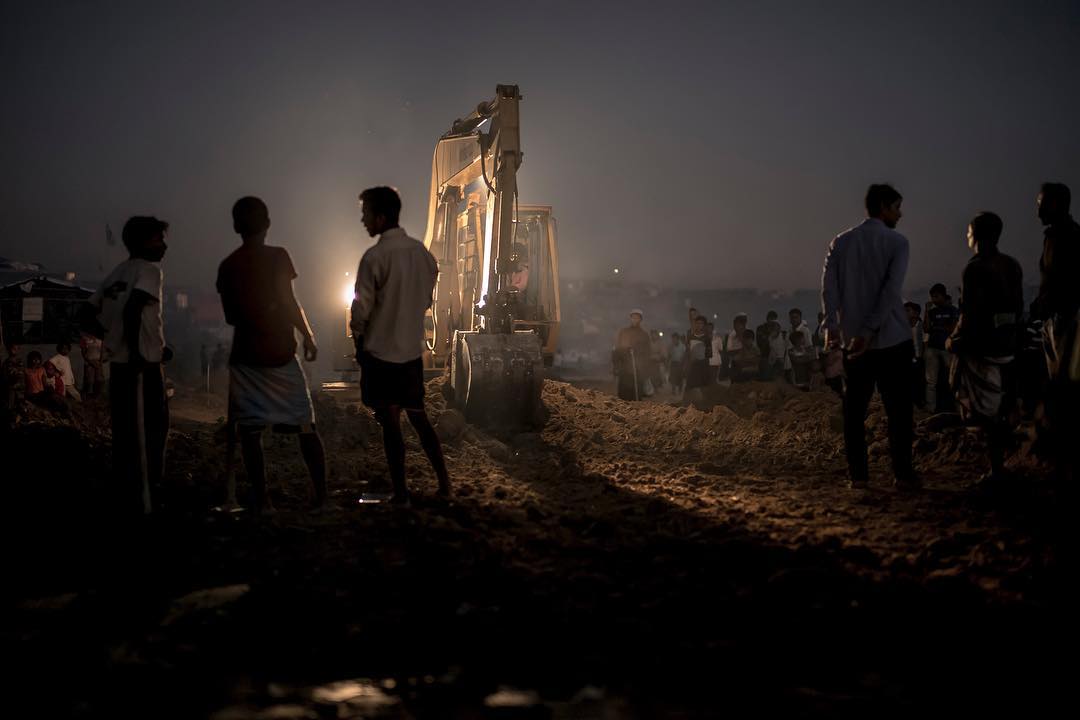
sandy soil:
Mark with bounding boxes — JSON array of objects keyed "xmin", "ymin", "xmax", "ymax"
[{"xmin": 0, "ymin": 377, "xmax": 1069, "ymax": 718}]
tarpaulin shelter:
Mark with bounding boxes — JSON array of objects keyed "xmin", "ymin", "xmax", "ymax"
[{"xmin": 0, "ymin": 275, "xmax": 93, "ymax": 346}]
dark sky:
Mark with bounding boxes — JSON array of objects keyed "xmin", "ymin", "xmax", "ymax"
[{"xmin": 3, "ymin": 0, "xmax": 1079, "ymax": 316}]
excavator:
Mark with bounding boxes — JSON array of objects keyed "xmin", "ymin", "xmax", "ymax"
[{"xmin": 334, "ymin": 85, "xmax": 560, "ymax": 427}]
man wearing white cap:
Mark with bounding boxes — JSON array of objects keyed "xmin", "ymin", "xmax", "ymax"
[{"xmin": 613, "ymin": 309, "xmax": 653, "ymax": 400}]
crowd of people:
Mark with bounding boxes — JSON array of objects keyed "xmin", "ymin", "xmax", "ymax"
[
  {"xmin": 612, "ymin": 182, "xmax": 1078, "ymax": 491},
  {"xmin": 612, "ymin": 305, "xmax": 828, "ymax": 402}
]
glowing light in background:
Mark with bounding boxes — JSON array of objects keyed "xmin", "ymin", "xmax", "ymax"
[
  {"xmin": 613, "ymin": 267, "xmax": 620, "ymax": 274},
  {"xmin": 343, "ymin": 271, "xmax": 354, "ymax": 308}
]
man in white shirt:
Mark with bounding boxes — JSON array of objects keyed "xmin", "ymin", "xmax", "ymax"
[
  {"xmin": 352, "ymin": 186, "xmax": 449, "ymax": 503},
  {"xmin": 87, "ymin": 215, "xmax": 171, "ymax": 516}
]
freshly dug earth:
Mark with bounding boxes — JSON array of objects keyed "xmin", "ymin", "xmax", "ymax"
[{"xmin": 0, "ymin": 379, "xmax": 1068, "ymax": 718}]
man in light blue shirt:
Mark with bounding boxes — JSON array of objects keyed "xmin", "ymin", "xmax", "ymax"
[{"xmin": 821, "ymin": 184, "xmax": 918, "ymax": 490}]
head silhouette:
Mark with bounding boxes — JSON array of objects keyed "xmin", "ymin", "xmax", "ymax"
[
  {"xmin": 968, "ymin": 211, "xmax": 1002, "ymax": 253},
  {"xmin": 865, "ymin": 184, "xmax": 903, "ymax": 228},
  {"xmin": 360, "ymin": 186, "xmax": 402, "ymax": 237},
  {"xmin": 1037, "ymin": 183, "xmax": 1071, "ymax": 226},
  {"xmin": 122, "ymin": 216, "xmax": 169, "ymax": 261},
  {"xmin": 232, "ymin": 196, "xmax": 271, "ymax": 238}
]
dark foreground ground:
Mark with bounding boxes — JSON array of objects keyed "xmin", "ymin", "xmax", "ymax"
[{"xmin": 0, "ymin": 379, "xmax": 1072, "ymax": 718}]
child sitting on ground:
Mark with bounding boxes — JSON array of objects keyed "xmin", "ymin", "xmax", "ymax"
[
  {"xmin": 731, "ymin": 329, "xmax": 760, "ymax": 382},
  {"xmin": 23, "ymin": 351, "xmax": 46, "ymax": 400}
]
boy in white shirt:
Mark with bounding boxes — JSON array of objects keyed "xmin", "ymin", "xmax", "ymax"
[{"xmin": 87, "ymin": 216, "xmax": 170, "ymax": 517}]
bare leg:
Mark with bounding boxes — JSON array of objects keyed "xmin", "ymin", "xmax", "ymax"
[
  {"xmin": 238, "ymin": 426, "xmax": 271, "ymax": 511},
  {"xmin": 406, "ymin": 409, "xmax": 450, "ymax": 496},
  {"xmin": 223, "ymin": 419, "xmax": 239, "ymax": 507},
  {"xmin": 376, "ymin": 406, "xmax": 408, "ymax": 501},
  {"xmin": 298, "ymin": 430, "xmax": 327, "ymax": 507}
]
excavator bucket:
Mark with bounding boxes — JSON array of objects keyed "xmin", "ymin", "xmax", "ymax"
[{"xmin": 450, "ymin": 330, "xmax": 544, "ymax": 429}]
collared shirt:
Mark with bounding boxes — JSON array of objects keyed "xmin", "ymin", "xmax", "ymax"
[
  {"xmin": 821, "ymin": 218, "xmax": 910, "ymax": 351},
  {"xmin": 351, "ymin": 227, "xmax": 438, "ymax": 364}
]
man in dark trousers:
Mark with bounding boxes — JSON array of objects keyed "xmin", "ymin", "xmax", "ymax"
[
  {"xmin": 87, "ymin": 216, "xmax": 171, "ymax": 516},
  {"xmin": 1030, "ymin": 182, "xmax": 1080, "ymax": 487},
  {"xmin": 947, "ymin": 212, "xmax": 1024, "ymax": 486},
  {"xmin": 351, "ymin": 186, "xmax": 449, "ymax": 504},
  {"xmin": 613, "ymin": 309, "xmax": 652, "ymax": 400},
  {"xmin": 923, "ymin": 282, "xmax": 959, "ymax": 411},
  {"xmin": 822, "ymin": 184, "xmax": 918, "ymax": 490},
  {"xmin": 216, "ymin": 196, "xmax": 327, "ymax": 512}
]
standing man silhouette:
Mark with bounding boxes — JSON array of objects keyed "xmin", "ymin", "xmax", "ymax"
[
  {"xmin": 822, "ymin": 184, "xmax": 918, "ymax": 490},
  {"xmin": 352, "ymin": 187, "xmax": 449, "ymax": 504},
  {"xmin": 216, "ymin": 196, "xmax": 327, "ymax": 512}
]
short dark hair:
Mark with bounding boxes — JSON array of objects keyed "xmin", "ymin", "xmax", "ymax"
[
  {"xmin": 930, "ymin": 283, "xmax": 947, "ymax": 296},
  {"xmin": 232, "ymin": 196, "xmax": 271, "ymax": 237},
  {"xmin": 734, "ymin": 313, "xmax": 748, "ymax": 325},
  {"xmin": 789, "ymin": 308, "xmax": 801, "ymax": 317},
  {"xmin": 360, "ymin": 186, "xmax": 402, "ymax": 225},
  {"xmin": 766, "ymin": 310, "xmax": 778, "ymax": 321},
  {"xmin": 904, "ymin": 301, "xmax": 921, "ymax": 313},
  {"xmin": 694, "ymin": 315, "xmax": 706, "ymax": 324},
  {"xmin": 56, "ymin": 342, "xmax": 71, "ymax": 353},
  {"xmin": 969, "ymin": 211, "xmax": 1003, "ymax": 247},
  {"xmin": 122, "ymin": 216, "xmax": 168, "ymax": 252},
  {"xmin": 1040, "ymin": 182, "xmax": 1071, "ymax": 212},
  {"xmin": 865, "ymin": 184, "xmax": 903, "ymax": 215},
  {"xmin": 742, "ymin": 329, "xmax": 756, "ymax": 343},
  {"xmin": 27, "ymin": 350, "xmax": 42, "ymax": 364}
]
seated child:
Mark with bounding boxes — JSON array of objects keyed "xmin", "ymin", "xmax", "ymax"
[
  {"xmin": 23, "ymin": 351, "xmax": 46, "ymax": 400},
  {"xmin": 731, "ymin": 329, "xmax": 761, "ymax": 382}
]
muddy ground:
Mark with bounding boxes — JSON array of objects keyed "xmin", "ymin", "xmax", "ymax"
[{"xmin": 0, "ymin": 376, "xmax": 1071, "ymax": 718}]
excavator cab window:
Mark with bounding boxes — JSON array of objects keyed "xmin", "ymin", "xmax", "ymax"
[{"xmin": 511, "ymin": 208, "xmax": 556, "ymax": 324}]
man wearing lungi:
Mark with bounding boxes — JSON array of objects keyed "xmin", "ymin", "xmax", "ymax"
[
  {"xmin": 217, "ymin": 196, "xmax": 327, "ymax": 512},
  {"xmin": 947, "ymin": 212, "xmax": 1024, "ymax": 486},
  {"xmin": 351, "ymin": 186, "xmax": 450, "ymax": 505}
]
